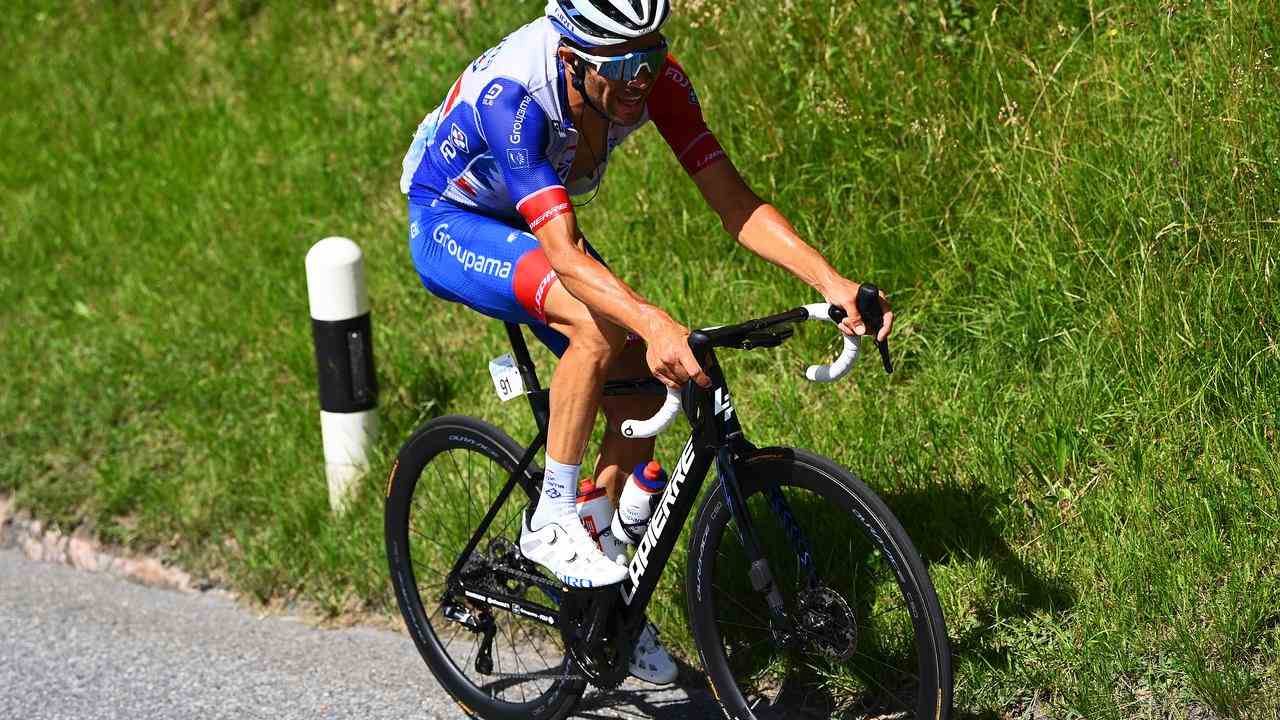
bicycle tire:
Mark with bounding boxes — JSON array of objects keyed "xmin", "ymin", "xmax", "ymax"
[
  {"xmin": 385, "ymin": 414, "xmax": 584, "ymax": 720},
  {"xmin": 686, "ymin": 447, "xmax": 952, "ymax": 720}
]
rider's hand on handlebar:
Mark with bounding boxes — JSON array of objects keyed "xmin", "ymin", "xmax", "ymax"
[
  {"xmin": 644, "ymin": 317, "xmax": 712, "ymax": 389},
  {"xmin": 823, "ymin": 278, "xmax": 894, "ymax": 343}
]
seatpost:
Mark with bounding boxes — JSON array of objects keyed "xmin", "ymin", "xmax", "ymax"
[{"xmin": 503, "ymin": 323, "xmax": 550, "ymax": 433}]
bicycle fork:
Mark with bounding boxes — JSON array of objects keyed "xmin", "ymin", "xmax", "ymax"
[{"xmin": 716, "ymin": 446, "xmax": 819, "ymax": 649}]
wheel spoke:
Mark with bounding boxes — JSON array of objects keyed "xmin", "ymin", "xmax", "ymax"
[
  {"xmin": 717, "ymin": 618, "xmax": 776, "ymax": 634},
  {"xmin": 447, "ymin": 450, "xmax": 466, "ymax": 540},
  {"xmin": 692, "ymin": 463, "xmax": 944, "ymax": 718},
  {"xmin": 499, "ymin": 505, "xmax": 522, "ymax": 538},
  {"xmin": 515, "ymin": 621, "xmax": 557, "ymax": 673},
  {"xmin": 712, "ymin": 580, "xmax": 771, "ymax": 628},
  {"xmin": 467, "ymin": 447, "xmax": 476, "ymax": 544},
  {"xmin": 500, "ymin": 622, "xmax": 531, "ymax": 701},
  {"xmin": 410, "ymin": 529, "xmax": 459, "ymax": 562}
]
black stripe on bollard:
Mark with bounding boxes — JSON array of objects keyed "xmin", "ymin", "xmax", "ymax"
[{"xmin": 312, "ymin": 313, "xmax": 378, "ymax": 413}]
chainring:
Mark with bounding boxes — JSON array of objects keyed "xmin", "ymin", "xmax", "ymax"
[{"xmin": 558, "ymin": 587, "xmax": 632, "ymax": 689}]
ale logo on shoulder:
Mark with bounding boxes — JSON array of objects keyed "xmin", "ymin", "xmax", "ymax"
[{"xmin": 449, "ymin": 123, "xmax": 469, "ymax": 153}]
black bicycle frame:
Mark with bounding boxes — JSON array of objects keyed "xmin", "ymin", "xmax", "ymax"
[{"xmin": 450, "ymin": 320, "xmax": 813, "ymax": 639}]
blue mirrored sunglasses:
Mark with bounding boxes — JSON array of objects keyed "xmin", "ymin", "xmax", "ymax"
[{"xmin": 567, "ymin": 39, "xmax": 668, "ymax": 82}]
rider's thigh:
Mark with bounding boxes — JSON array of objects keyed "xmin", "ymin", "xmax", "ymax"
[
  {"xmin": 600, "ymin": 341, "xmax": 664, "ymax": 432},
  {"xmin": 543, "ymin": 280, "xmax": 629, "ymax": 364}
]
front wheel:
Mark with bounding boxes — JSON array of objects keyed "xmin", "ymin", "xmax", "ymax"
[{"xmin": 686, "ymin": 448, "xmax": 952, "ymax": 720}]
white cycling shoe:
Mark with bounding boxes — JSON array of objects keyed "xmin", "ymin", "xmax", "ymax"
[
  {"xmin": 520, "ymin": 510, "xmax": 628, "ymax": 589},
  {"xmin": 629, "ymin": 622, "xmax": 679, "ymax": 685}
]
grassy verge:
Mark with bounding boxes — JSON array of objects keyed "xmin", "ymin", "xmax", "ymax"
[{"xmin": 2, "ymin": 0, "xmax": 1278, "ymax": 715}]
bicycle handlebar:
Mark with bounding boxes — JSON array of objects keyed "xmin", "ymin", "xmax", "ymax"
[
  {"xmin": 802, "ymin": 303, "xmax": 861, "ymax": 382},
  {"xmin": 621, "ymin": 299, "xmax": 878, "ymax": 438},
  {"xmin": 620, "ymin": 386, "xmax": 682, "ymax": 439}
]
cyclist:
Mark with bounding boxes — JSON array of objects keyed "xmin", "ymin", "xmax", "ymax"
[{"xmin": 400, "ymin": 0, "xmax": 893, "ymax": 685}]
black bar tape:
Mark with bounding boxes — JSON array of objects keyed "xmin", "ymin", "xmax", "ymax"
[{"xmin": 312, "ymin": 314, "xmax": 378, "ymax": 413}]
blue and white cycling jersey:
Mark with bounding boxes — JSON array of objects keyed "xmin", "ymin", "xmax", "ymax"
[{"xmin": 399, "ymin": 16, "xmax": 725, "ymax": 233}]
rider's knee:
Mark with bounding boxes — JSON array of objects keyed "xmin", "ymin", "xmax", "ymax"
[
  {"xmin": 601, "ymin": 393, "xmax": 663, "ymax": 434},
  {"xmin": 562, "ymin": 314, "xmax": 628, "ymax": 367}
]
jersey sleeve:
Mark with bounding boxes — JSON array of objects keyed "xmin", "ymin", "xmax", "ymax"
[
  {"xmin": 645, "ymin": 55, "xmax": 727, "ymax": 177},
  {"xmin": 478, "ymin": 78, "xmax": 573, "ymax": 231}
]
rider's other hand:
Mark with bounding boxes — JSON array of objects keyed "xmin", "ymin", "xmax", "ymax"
[
  {"xmin": 823, "ymin": 278, "xmax": 894, "ymax": 343},
  {"xmin": 645, "ymin": 319, "xmax": 712, "ymax": 389}
]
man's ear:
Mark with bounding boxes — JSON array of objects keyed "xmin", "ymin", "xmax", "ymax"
[{"xmin": 557, "ymin": 46, "xmax": 589, "ymax": 78}]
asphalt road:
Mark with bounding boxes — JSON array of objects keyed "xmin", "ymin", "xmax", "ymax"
[{"xmin": 0, "ymin": 548, "xmax": 721, "ymax": 719}]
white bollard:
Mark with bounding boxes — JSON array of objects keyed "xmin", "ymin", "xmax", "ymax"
[{"xmin": 305, "ymin": 237, "xmax": 379, "ymax": 514}]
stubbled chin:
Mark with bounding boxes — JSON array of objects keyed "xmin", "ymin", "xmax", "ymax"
[{"xmin": 612, "ymin": 101, "xmax": 645, "ymax": 125}]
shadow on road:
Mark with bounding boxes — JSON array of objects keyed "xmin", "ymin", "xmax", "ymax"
[{"xmin": 574, "ymin": 676, "xmax": 720, "ymax": 719}]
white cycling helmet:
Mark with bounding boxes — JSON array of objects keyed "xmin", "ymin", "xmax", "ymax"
[{"xmin": 546, "ymin": 0, "xmax": 671, "ymax": 47}]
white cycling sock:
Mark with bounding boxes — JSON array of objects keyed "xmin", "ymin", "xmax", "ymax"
[{"xmin": 530, "ymin": 454, "xmax": 580, "ymax": 529}]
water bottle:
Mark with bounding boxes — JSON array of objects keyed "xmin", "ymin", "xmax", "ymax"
[
  {"xmin": 576, "ymin": 478, "xmax": 627, "ymax": 564},
  {"xmin": 611, "ymin": 461, "xmax": 668, "ymax": 545}
]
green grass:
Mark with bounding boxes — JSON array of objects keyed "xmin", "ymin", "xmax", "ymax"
[{"xmin": 2, "ymin": 0, "xmax": 1278, "ymax": 715}]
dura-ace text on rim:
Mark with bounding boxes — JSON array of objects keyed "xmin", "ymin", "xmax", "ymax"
[{"xmin": 687, "ymin": 449, "xmax": 952, "ymax": 718}]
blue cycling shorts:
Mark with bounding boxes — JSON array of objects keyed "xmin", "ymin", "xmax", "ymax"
[{"xmin": 408, "ymin": 199, "xmax": 605, "ymax": 357}]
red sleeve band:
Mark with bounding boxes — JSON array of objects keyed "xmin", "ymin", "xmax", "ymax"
[
  {"xmin": 516, "ymin": 185, "xmax": 573, "ymax": 231},
  {"xmin": 513, "ymin": 248, "xmax": 559, "ymax": 322},
  {"xmin": 675, "ymin": 130, "xmax": 726, "ymax": 175}
]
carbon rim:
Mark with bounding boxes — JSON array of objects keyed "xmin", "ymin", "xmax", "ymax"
[
  {"xmin": 389, "ymin": 423, "xmax": 577, "ymax": 714},
  {"xmin": 695, "ymin": 456, "xmax": 945, "ymax": 719}
]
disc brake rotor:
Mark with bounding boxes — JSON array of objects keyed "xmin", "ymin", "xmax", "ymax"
[{"xmin": 796, "ymin": 586, "xmax": 858, "ymax": 660}]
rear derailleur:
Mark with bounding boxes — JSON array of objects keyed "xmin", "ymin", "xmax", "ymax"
[{"xmin": 440, "ymin": 537, "xmax": 558, "ymax": 676}]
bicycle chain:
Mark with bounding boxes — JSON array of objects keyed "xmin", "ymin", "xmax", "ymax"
[
  {"xmin": 493, "ymin": 563, "xmax": 562, "ymax": 594},
  {"xmin": 465, "ymin": 546, "xmax": 626, "ymax": 689},
  {"xmin": 478, "ymin": 669, "xmax": 586, "ymax": 682}
]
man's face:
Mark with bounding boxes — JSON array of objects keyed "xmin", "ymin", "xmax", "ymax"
[{"xmin": 563, "ymin": 33, "xmax": 665, "ymax": 126}]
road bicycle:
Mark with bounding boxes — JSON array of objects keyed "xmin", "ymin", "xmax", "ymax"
[{"xmin": 385, "ymin": 286, "xmax": 952, "ymax": 719}]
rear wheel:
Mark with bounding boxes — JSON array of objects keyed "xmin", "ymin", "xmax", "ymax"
[
  {"xmin": 385, "ymin": 415, "xmax": 584, "ymax": 720},
  {"xmin": 686, "ymin": 448, "xmax": 952, "ymax": 719}
]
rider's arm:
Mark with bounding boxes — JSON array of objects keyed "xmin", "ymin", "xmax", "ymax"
[
  {"xmin": 535, "ymin": 212, "xmax": 677, "ymax": 346},
  {"xmin": 693, "ymin": 160, "xmax": 839, "ymax": 296},
  {"xmin": 646, "ymin": 57, "xmax": 891, "ymax": 340},
  {"xmin": 692, "ymin": 160, "xmax": 892, "ymax": 341},
  {"xmin": 479, "ymin": 79, "xmax": 704, "ymax": 384},
  {"xmin": 536, "ymin": 214, "xmax": 710, "ymax": 388}
]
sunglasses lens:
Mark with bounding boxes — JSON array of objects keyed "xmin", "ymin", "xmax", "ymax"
[
  {"xmin": 599, "ymin": 61, "xmax": 624, "ymax": 80},
  {"xmin": 629, "ymin": 45, "xmax": 665, "ymax": 80},
  {"xmin": 580, "ymin": 41, "xmax": 666, "ymax": 82}
]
